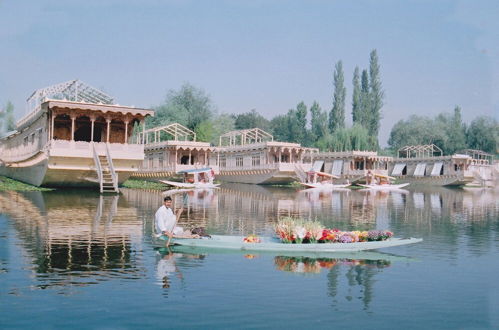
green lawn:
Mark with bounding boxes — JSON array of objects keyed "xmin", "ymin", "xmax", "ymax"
[{"xmin": 0, "ymin": 176, "xmax": 53, "ymax": 191}]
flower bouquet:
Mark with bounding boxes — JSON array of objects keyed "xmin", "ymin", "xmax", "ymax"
[
  {"xmin": 275, "ymin": 217, "xmax": 394, "ymax": 244},
  {"xmin": 243, "ymin": 234, "xmax": 261, "ymax": 243}
]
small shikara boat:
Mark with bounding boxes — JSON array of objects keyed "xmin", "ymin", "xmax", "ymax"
[
  {"xmin": 300, "ymin": 171, "xmax": 351, "ymax": 190},
  {"xmin": 358, "ymin": 173, "xmax": 410, "ymax": 190},
  {"xmin": 160, "ymin": 168, "xmax": 220, "ymax": 189},
  {"xmin": 357, "ymin": 183, "xmax": 410, "ymax": 190},
  {"xmin": 357, "ymin": 183, "xmax": 409, "ymax": 190},
  {"xmin": 154, "ymin": 235, "xmax": 422, "ymax": 253}
]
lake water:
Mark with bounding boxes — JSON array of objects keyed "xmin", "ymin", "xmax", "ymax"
[{"xmin": 1, "ymin": 184, "xmax": 498, "ymax": 329}]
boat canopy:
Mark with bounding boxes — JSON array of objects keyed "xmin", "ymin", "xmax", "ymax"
[
  {"xmin": 414, "ymin": 163, "xmax": 427, "ymax": 177},
  {"xmin": 331, "ymin": 159, "xmax": 343, "ymax": 176},
  {"xmin": 430, "ymin": 162, "xmax": 444, "ymax": 176},
  {"xmin": 311, "ymin": 160, "xmax": 324, "ymax": 172},
  {"xmin": 392, "ymin": 163, "xmax": 406, "ymax": 176},
  {"xmin": 178, "ymin": 167, "xmax": 212, "ymax": 174}
]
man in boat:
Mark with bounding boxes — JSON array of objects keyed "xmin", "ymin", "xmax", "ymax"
[
  {"xmin": 155, "ymin": 196, "xmax": 198, "ymax": 239},
  {"xmin": 366, "ymin": 170, "xmax": 374, "ymax": 185}
]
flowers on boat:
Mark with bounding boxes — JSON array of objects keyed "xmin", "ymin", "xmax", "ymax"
[
  {"xmin": 274, "ymin": 256, "xmax": 391, "ymax": 273},
  {"xmin": 243, "ymin": 234, "xmax": 261, "ymax": 243},
  {"xmin": 275, "ymin": 217, "xmax": 393, "ymax": 244}
]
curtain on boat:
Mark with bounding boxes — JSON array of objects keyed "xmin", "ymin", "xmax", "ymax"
[
  {"xmin": 331, "ymin": 160, "xmax": 343, "ymax": 176},
  {"xmin": 392, "ymin": 163, "xmax": 406, "ymax": 176},
  {"xmin": 311, "ymin": 160, "xmax": 324, "ymax": 172},
  {"xmin": 430, "ymin": 162, "xmax": 443, "ymax": 176},
  {"xmin": 414, "ymin": 163, "xmax": 427, "ymax": 176}
]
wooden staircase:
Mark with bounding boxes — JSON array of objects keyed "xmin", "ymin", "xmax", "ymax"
[{"xmin": 92, "ymin": 143, "xmax": 119, "ymax": 194}]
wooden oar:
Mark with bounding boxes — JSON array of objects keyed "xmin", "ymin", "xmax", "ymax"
[{"xmin": 165, "ymin": 193, "xmax": 187, "ymax": 247}]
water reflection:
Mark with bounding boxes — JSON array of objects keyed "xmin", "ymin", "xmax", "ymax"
[
  {"xmin": 1, "ymin": 184, "xmax": 498, "ymax": 297},
  {"xmin": 154, "ymin": 248, "xmax": 205, "ymax": 297},
  {"xmin": 0, "ymin": 190, "xmax": 145, "ymax": 292}
]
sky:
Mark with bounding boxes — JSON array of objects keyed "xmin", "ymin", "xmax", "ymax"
[{"xmin": 0, "ymin": 0, "xmax": 498, "ymax": 145}]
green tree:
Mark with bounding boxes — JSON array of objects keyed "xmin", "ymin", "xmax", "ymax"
[
  {"xmin": 329, "ymin": 61, "xmax": 346, "ymax": 133},
  {"xmin": 149, "ymin": 83, "xmax": 215, "ymax": 130},
  {"xmin": 194, "ymin": 120, "xmax": 214, "ymax": 142},
  {"xmin": 310, "ymin": 101, "xmax": 328, "ymax": 141},
  {"xmin": 359, "ymin": 69, "xmax": 370, "ymax": 129},
  {"xmin": 212, "ymin": 114, "xmax": 235, "ymax": 145},
  {"xmin": 1, "ymin": 101, "xmax": 16, "ymax": 132},
  {"xmin": 233, "ymin": 109, "xmax": 271, "ymax": 131},
  {"xmin": 466, "ymin": 116, "xmax": 499, "ymax": 154},
  {"xmin": 368, "ymin": 49, "xmax": 384, "ymax": 149},
  {"xmin": 349, "ymin": 123, "xmax": 371, "ymax": 151},
  {"xmin": 351, "ymin": 66, "xmax": 361, "ymax": 125},
  {"xmin": 449, "ymin": 106, "xmax": 466, "ymax": 154},
  {"xmin": 270, "ymin": 114, "xmax": 289, "ymax": 142},
  {"xmin": 388, "ymin": 115, "xmax": 447, "ymax": 152}
]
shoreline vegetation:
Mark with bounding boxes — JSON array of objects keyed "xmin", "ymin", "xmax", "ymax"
[
  {"xmin": 121, "ymin": 179, "xmax": 169, "ymax": 190},
  {"xmin": 0, "ymin": 176, "xmax": 53, "ymax": 191}
]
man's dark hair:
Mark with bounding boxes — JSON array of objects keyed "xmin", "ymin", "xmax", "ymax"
[{"xmin": 164, "ymin": 196, "xmax": 172, "ymax": 202}]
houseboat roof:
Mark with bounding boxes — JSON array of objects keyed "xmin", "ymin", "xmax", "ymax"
[{"xmin": 44, "ymin": 100, "xmax": 154, "ymax": 117}]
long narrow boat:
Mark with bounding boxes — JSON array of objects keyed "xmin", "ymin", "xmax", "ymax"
[
  {"xmin": 357, "ymin": 183, "xmax": 410, "ymax": 190},
  {"xmin": 159, "ymin": 180, "xmax": 220, "ymax": 189},
  {"xmin": 159, "ymin": 167, "xmax": 220, "ymax": 189},
  {"xmin": 167, "ymin": 245, "xmax": 418, "ymax": 261},
  {"xmin": 154, "ymin": 235, "xmax": 422, "ymax": 253},
  {"xmin": 300, "ymin": 182, "xmax": 351, "ymax": 189}
]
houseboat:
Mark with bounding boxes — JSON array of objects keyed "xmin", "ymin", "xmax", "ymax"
[
  {"xmin": 216, "ymin": 128, "xmax": 318, "ymax": 184},
  {"xmin": 0, "ymin": 80, "xmax": 154, "ymax": 192},
  {"xmin": 388, "ymin": 145, "xmax": 492, "ymax": 187},
  {"xmin": 309, "ymin": 150, "xmax": 393, "ymax": 184},
  {"xmin": 130, "ymin": 122, "xmax": 219, "ymax": 181}
]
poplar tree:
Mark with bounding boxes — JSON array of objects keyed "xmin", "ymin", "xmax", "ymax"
[
  {"xmin": 368, "ymin": 49, "xmax": 384, "ymax": 148},
  {"xmin": 329, "ymin": 61, "xmax": 346, "ymax": 133},
  {"xmin": 310, "ymin": 101, "xmax": 328, "ymax": 140},
  {"xmin": 351, "ymin": 66, "xmax": 361, "ymax": 124},
  {"xmin": 359, "ymin": 69, "xmax": 370, "ymax": 129},
  {"xmin": 449, "ymin": 106, "xmax": 466, "ymax": 153}
]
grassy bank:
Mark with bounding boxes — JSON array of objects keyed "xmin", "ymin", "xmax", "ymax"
[
  {"xmin": 0, "ymin": 176, "xmax": 53, "ymax": 191},
  {"xmin": 121, "ymin": 179, "xmax": 169, "ymax": 190}
]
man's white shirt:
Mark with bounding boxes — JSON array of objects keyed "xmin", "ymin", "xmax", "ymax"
[{"xmin": 155, "ymin": 205, "xmax": 177, "ymax": 237}]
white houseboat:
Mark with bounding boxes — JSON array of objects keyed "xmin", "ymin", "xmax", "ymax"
[
  {"xmin": 388, "ymin": 145, "xmax": 492, "ymax": 187},
  {"xmin": 131, "ymin": 122, "xmax": 219, "ymax": 181},
  {"xmin": 309, "ymin": 151, "xmax": 393, "ymax": 184},
  {"xmin": 0, "ymin": 80, "xmax": 154, "ymax": 192},
  {"xmin": 216, "ymin": 128, "xmax": 318, "ymax": 184}
]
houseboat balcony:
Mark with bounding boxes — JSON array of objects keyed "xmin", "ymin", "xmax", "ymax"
[{"xmin": 49, "ymin": 140, "xmax": 144, "ymax": 160}]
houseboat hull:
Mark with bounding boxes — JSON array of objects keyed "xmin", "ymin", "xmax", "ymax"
[
  {"xmin": 1, "ymin": 146, "xmax": 141, "ymax": 188},
  {"xmin": 391, "ymin": 176, "xmax": 473, "ymax": 187}
]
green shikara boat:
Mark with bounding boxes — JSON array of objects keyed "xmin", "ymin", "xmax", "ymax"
[{"xmin": 153, "ymin": 235, "xmax": 422, "ymax": 254}]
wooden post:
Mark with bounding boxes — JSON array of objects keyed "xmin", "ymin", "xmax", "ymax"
[
  {"xmin": 70, "ymin": 114, "xmax": 76, "ymax": 141},
  {"xmin": 142, "ymin": 119, "xmax": 146, "ymax": 144},
  {"xmin": 51, "ymin": 112, "xmax": 55, "ymax": 140},
  {"xmin": 124, "ymin": 121, "xmax": 129, "ymax": 144},
  {"xmin": 106, "ymin": 119, "xmax": 111, "ymax": 143},
  {"xmin": 90, "ymin": 118, "xmax": 95, "ymax": 142}
]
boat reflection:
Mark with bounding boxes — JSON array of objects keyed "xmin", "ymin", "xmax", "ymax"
[
  {"xmin": 274, "ymin": 256, "xmax": 391, "ymax": 274},
  {"xmin": 0, "ymin": 190, "xmax": 144, "ymax": 292}
]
